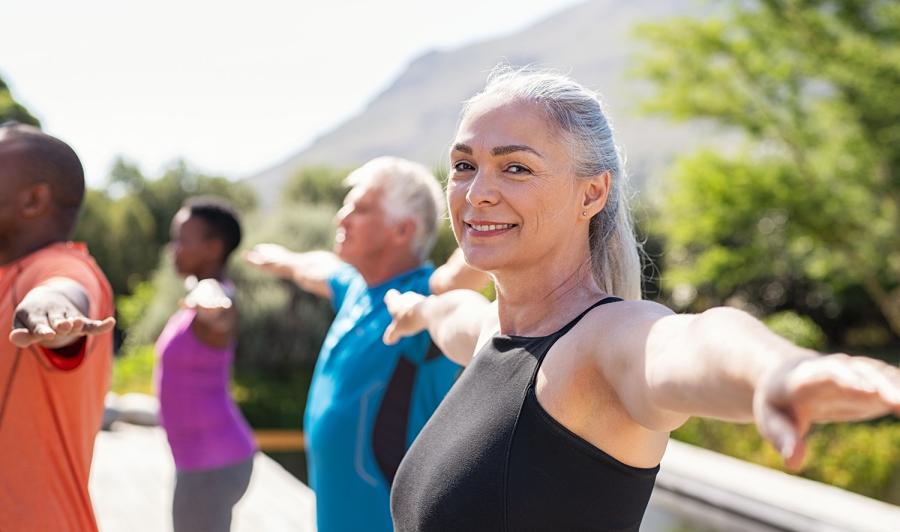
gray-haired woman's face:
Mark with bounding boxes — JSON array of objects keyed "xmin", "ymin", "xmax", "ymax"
[{"xmin": 447, "ymin": 97, "xmax": 593, "ymax": 275}]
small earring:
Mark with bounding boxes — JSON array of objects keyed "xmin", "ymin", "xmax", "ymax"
[{"xmin": 582, "ymin": 210, "xmax": 588, "ymax": 217}]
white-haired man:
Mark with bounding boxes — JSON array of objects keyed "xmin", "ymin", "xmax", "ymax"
[{"xmin": 245, "ymin": 156, "xmax": 487, "ymax": 532}]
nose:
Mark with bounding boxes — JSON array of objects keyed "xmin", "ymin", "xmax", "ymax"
[
  {"xmin": 465, "ymin": 169, "xmax": 500, "ymax": 207},
  {"xmin": 334, "ymin": 204, "xmax": 351, "ymax": 226}
]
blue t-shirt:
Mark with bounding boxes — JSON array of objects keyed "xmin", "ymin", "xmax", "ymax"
[{"xmin": 304, "ymin": 263, "xmax": 460, "ymax": 532}]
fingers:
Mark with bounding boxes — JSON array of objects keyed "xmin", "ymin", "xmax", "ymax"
[
  {"xmin": 243, "ymin": 246, "xmax": 296, "ymax": 279},
  {"xmin": 49, "ymin": 312, "xmax": 74, "ymax": 335},
  {"xmin": 384, "ymin": 289, "xmax": 401, "ymax": 314},
  {"xmin": 8, "ymin": 316, "xmax": 115, "ymax": 348},
  {"xmin": 242, "ymin": 249, "xmax": 265, "ymax": 265},
  {"xmin": 383, "ymin": 289, "xmax": 429, "ymax": 345},
  {"xmin": 383, "ymin": 290, "xmax": 404, "ymax": 345},
  {"xmin": 851, "ymin": 358, "xmax": 900, "ymax": 411},
  {"xmin": 81, "ymin": 316, "xmax": 116, "ymax": 336},
  {"xmin": 383, "ymin": 322, "xmax": 399, "ymax": 346},
  {"xmin": 9, "ymin": 328, "xmax": 40, "ymax": 347},
  {"xmin": 10, "ymin": 325, "xmax": 57, "ymax": 348},
  {"xmin": 786, "ymin": 355, "xmax": 900, "ymax": 422},
  {"xmin": 754, "ymin": 394, "xmax": 809, "ymax": 471},
  {"xmin": 11, "ymin": 310, "xmax": 54, "ymax": 347},
  {"xmin": 243, "ymin": 243, "xmax": 288, "ymax": 265}
]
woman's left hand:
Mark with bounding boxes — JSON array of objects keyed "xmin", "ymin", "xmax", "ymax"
[{"xmin": 753, "ymin": 354, "xmax": 900, "ymax": 470}]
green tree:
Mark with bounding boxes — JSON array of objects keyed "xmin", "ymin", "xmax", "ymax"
[
  {"xmin": 74, "ymin": 158, "xmax": 257, "ymax": 295},
  {"xmin": 0, "ymin": 76, "xmax": 40, "ymax": 126},
  {"xmin": 282, "ymin": 165, "xmax": 351, "ymax": 208},
  {"xmin": 636, "ymin": 0, "xmax": 900, "ymax": 338}
]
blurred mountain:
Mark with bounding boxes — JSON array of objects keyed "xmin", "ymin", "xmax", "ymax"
[{"xmin": 245, "ymin": 0, "xmax": 712, "ymax": 206}]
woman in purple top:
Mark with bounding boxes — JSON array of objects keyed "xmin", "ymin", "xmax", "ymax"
[{"xmin": 155, "ymin": 197, "xmax": 256, "ymax": 532}]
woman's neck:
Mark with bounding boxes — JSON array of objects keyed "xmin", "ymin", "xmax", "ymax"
[
  {"xmin": 193, "ymin": 265, "xmax": 225, "ymax": 282},
  {"xmin": 493, "ymin": 251, "xmax": 605, "ymax": 337}
]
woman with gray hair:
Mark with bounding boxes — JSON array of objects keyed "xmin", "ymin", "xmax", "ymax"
[{"xmin": 383, "ymin": 66, "xmax": 900, "ymax": 531}]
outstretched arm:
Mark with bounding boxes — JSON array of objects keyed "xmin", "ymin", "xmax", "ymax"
[
  {"xmin": 9, "ymin": 277, "xmax": 115, "ymax": 349},
  {"xmin": 594, "ymin": 302, "xmax": 900, "ymax": 469},
  {"xmin": 429, "ymin": 248, "xmax": 492, "ymax": 295},
  {"xmin": 243, "ymin": 243, "xmax": 344, "ymax": 300},
  {"xmin": 383, "ymin": 289, "xmax": 493, "ymax": 366}
]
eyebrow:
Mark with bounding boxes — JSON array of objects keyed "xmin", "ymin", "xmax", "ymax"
[
  {"xmin": 452, "ymin": 143, "xmax": 473, "ymax": 154},
  {"xmin": 451, "ymin": 143, "xmax": 543, "ymax": 158},
  {"xmin": 492, "ymin": 144, "xmax": 542, "ymax": 158}
]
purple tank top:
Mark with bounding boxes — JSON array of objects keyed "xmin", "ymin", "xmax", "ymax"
[{"xmin": 155, "ymin": 308, "xmax": 256, "ymax": 471}]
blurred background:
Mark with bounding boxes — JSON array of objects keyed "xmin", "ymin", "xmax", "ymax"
[{"xmin": 4, "ymin": 0, "xmax": 898, "ymax": 507}]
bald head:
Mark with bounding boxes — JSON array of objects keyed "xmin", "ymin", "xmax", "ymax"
[{"xmin": 0, "ymin": 122, "xmax": 85, "ymax": 232}]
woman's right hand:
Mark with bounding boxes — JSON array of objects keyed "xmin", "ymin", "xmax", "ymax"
[
  {"xmin": 753, "ymin": 353, "xmax": 900, "ymax": 470},
  {"xmin": 383, "ymin": 289, "xmax": 429, "ymax": 345}
]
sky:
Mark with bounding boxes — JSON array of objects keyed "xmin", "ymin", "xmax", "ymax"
[{"xmin": 2, "ymin": 0, "xmax": 585, "ymax": 187}]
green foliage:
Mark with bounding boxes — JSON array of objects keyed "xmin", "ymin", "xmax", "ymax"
[
  {"xmin": 115, "ymin": 202, "xmax": 339, "ymax": 427},
  {"xmin": 282, "ymin": 166, "xmax": 351, "ymax": 208},
  {"xmin": 672, "ymin": 418, "xmax": 900, "ymax": 503},
  {"xmin": 764, "ymin": 311, "xmax": 828, "ymax": 350},
  {"xmin": 111, "ymin": 160, "xmax": 463, "ymax": 429},
  {"xmin": 109, "ymin": 344, "xmax": 313, "ymax": 429},
  {"xmin": 232, "ymin": 203, "xmax": 339, "ymax": 368},
  {"xmin": 116, "ymin": 265, "xmax": 182, "ymax": 349},
  {"xmin": 115, "ymin": 281, "xmax": 158, "ymax": 333},
  {"xmin": 110, "ymin": 344, "xmax": 156, "ymax": 395},
  {"xmin": 123, "ymin": 202, "xmax": 339, "ymax": 370},
  {"xmin": 429, "ymin": 223, "xmax": 457, "ymax": 266},
  {"xmin": 75, "ymin": 190, "xmax": 159, "ymax": 295},
  {"xmin": 636, "ymin": 0, "xmax": 900, "ymax": 340},
  {"xmin": 231, "ymin": 369, "xmax": 313, "ymax": 428},
  {"xmin": 0, "ymin": 76, "xmax": 40, "ymax": 126},
  {"xmin": 74, "ymin": 158, "xmax": 257, "ymax": 296}
]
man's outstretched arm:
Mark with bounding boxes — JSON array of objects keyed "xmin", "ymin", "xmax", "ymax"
[
  {"xmin": 243, "ymin": 243, "xmax": 344, "ymax": 300},
  {"xmin": 10, "ymin": 277, "xmax": 115, "ymax": 349},
  {"xmin": 429, "ymin": 248, "xmax": 491, "ymax": 295}
]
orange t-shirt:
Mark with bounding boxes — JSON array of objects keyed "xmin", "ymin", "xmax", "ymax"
[{"xmin": 0, "ymin": 242, "xmax": 113, "ymax": 532}]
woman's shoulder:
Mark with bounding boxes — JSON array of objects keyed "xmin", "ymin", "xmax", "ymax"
[
  {"xmin": 566, "ymin": 298, "xmax": 674, "ymax": 350},
  {"xmin": 589, "ymin": 298, "xmax": 672, "ymax": 321}
]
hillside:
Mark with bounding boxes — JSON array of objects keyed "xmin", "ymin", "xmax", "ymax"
[{"xmin": 245, "ymin": 0, "xmax": 713, "ymax": 205}]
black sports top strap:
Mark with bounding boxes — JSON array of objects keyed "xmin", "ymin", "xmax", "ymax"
[{"xmin": 551, "ymin": 296, "xmax": 622, "ymax": 339}]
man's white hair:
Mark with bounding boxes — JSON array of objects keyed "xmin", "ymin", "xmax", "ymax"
[{"xmin": 345, "ymin": 156, "xmax": 445, "ymax": 262}]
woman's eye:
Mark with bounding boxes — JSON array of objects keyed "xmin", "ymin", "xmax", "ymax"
[
  {"xmin": 453, "ymin": 161, "xmax": 475, "ymax": 172},
  {"xmin": 506, "ymin": 164, "xmax": 530, "ymax": 175}
]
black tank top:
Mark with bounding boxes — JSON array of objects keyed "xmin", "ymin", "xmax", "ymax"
[{"xmin": 391, "ymin": 297, "xmax": 658, "ymax": 532}]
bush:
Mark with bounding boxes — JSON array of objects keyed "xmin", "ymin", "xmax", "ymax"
[
  {"xmin": 121, "ymin": 202, "xmax": 338, "ymax": 366},
  {"xmin": 672, "ymin": 418, "xmax": 900, "ymax": 504},
  {"xmin": 282, "ymin": 166, "xmax": 351, "ymax": 208},
  {"xmin": 110, "ymin": 346, "xmax": 313, "ymax": 430},
  {"xmin": 110, "ymin": 344, "xmax": 156, "ymax": 395},
  {"xmin": 231, "ymin": 369, "xmax": 313, "ymax": 428},
  {"xmin": 764, "ymin": 311, "xmax": 828, "ymax": 350}
]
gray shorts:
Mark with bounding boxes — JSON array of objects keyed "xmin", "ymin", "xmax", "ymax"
[{"xmin": 173, "ymin": 455, "xmax": 254, "ymax": 532}]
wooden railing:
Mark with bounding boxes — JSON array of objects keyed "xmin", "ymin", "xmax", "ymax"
[{"xmin": 253, "ymin": 429, "xmax": 305, "ymax": 452}]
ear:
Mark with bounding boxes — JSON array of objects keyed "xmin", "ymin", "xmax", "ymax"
[
  {"xmin": 19, "ymin": 183, "xmax": 53, "ymax": 219},
  {"xmin": 393, "ymin": 218, "xmax": 417, "ymax": 246},
  {"xmin": 580, "ymin": 170, "xmax": 611, "ymax": 219}
]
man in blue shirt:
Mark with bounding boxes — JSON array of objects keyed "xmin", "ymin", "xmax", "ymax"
[{"xmin": 245, "ymin": 156, "xmax": 487, "ymax": 532}]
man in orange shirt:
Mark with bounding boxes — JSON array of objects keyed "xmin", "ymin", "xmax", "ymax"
[{"xmin": 0, "ymin": 122, "xmax": 115, "ymax": 531}]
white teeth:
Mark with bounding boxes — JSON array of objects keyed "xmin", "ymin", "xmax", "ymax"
[{"xmin": 470, "ymin": 223, "xmax": 514, "ymax": 232}]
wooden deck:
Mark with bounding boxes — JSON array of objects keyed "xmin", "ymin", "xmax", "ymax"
[
  {"xmin": 89, "ymin": 423, "xmax": 316, "ymax": 532},
  {"xmin": 90, "ymin": 420, "xmax": 900, "ymax": 531}
]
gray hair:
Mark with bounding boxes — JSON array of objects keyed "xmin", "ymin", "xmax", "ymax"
[
  {"xmin": 461, "ymin": 66, "xmax": 642, "ymax": 300},
  {"xmin": 345, "ymin": 156, "xmax": 445, "ymax": 262}
]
